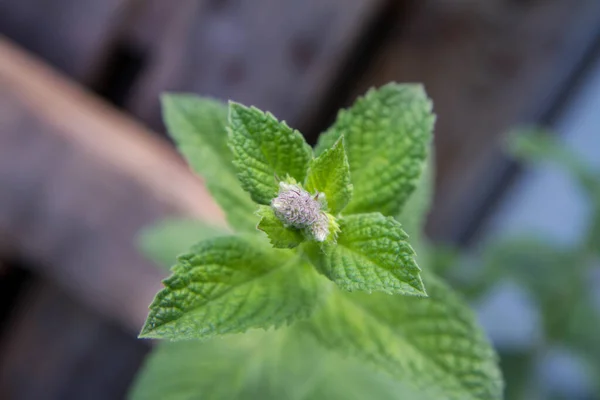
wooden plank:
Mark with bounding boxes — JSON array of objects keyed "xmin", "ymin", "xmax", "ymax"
[
  {"xmin": 0, "ymin": 280, "xmax": 148, "ymax": 400},
  {"xmin": 347, "ymin": 0, "xmax": 600, "ymax": 241},
  {"xmin": 0, "ymin": 37, "xmax": 226, "ymax": 333},
  {"xmin": 122, "ymin": 0, "xmax": 387, "ymax": 131},
  {"xmin": 0, "ymin": 0, "xmax": 134, "ymax": 82}
]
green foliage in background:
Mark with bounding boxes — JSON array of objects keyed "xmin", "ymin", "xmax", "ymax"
[
  {"xmin": 442, "ymin": 129, "xmax": 600, "ymax": 400},
  {"xmin": 130, "ymin": 84, "xmax": 503, "ymax": 400}
]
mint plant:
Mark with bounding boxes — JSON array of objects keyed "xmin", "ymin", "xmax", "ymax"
[{"xmin": 130, "ymin": 84, "xmax": 503, "ymax": 400}]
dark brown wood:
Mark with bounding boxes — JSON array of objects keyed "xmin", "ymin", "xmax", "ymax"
[
  {"xmin": 0, "ymin": 280, "xmax": 149, "ymax": 400},
  {"xmin": 0, "ymin": 38, "xmax": 226, "ymax": 333},
  {"xmin": 122, "ymin": 0, "xmax": 387, "ymax": 131},
  {"xmin": 0, "ymin": 0, "xmax": 135, "ymax": 82},
  {"xmin": 347, "ymin": 0, "xmax": 600, "ymax": 241}
]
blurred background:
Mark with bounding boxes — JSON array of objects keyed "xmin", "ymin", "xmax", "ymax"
[{"xmin": 0, "ymin": 0, "xmax": 599, "ymax": 399}]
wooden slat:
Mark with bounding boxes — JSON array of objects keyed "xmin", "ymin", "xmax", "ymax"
[
  {"xmin": 0, "ymin": 37, "xmax": 226, "ymax": 333},
  {"xmin": 347, "ymin": 0, "xmax": 600, "ymax": 241},
  {"xmin": 0, "ymin": 0, "xmax": 134, "ymax": 82},
  {"xmin": 122, "ymin": 0, "xmax": 387, "ymax": 131},
  {"xmin": 0, "ymin": 280, "xmax": 149, "ymax": 400}
]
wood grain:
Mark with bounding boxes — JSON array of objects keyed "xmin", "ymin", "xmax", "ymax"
[
  {"xmin": 122, "ymin": 0, "xmax": 387, "ymax": 132},
  {"xmin": 0, "ymin": 37, "xmax": 226, "ymax": 333},
  {"xmin": 348, "ymin": 0, "xmax": 600, "ymax": 241}
]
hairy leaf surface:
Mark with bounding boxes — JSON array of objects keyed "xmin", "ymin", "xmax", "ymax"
[
  {"xmin": 256, "ymin": 206, "xmax": 304, "ymax": 248},
  {"xmin": 140, "ymin": 236, "xmax": 321, "ymax": 340},
  {"xmin": 228, "ymin": 103, "xmax": 312, "ymax": 205},
  {"xmin": 130, "ymin": 328, "xmax": 425, "ymax": 400},
  {"xmin": 308, "ymin": 213, "xmax": 425, "ymax": 296},
  {"xmin": 315, "ymin": 83, "xmax": 434, "ymax": 216},
  {"xmin": 162, "ymin": 95, "xmax": 256, "ymax": 232},
  {"xmin": 301, "ymin": 275, "xmax": 503, "ymax": 400},
  {"xmin": 305, "ymin": 138, "xmax": 353, "ymax": 214}
]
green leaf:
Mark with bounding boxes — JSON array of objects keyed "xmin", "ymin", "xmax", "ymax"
[
  {"xmin": 482, "ymin": 237, "xmax": 583, "ymax": 300},
  {"xmin": 307, "ymin": 212, "xmax": 426, "ymax": 296},
  {"xmin": 138, "ymin": 218, "xmax": 228, "ymax": 270},
  {"xmin": 301, "ymin": 275, "xmax": 503, "ymax": 400},
  {"xmin": 315, "ymin": 83, "xmax": 435, "ymax": 216},
  {"xmin": 497, "ymin": 350, "xmax": 537, "ymax": 400},
  {"xmin": 130, "ymin": 328, "xmax": 427, "ymax": 400},
  {"xmin": 588, "ymin": 203, "xmax": 600, "ymax": 255},
  {"xmin": 508, "ymin": 128, "xmax": 600, "ymax": 255},
  {"xmin": 305, "ymin": 137, "xmax": 353, "ymax": 214},
  {"xmin": 563, "ymin": 296, "xmax": 600, "ymax": 393},
  {"xmin": 256, "ymin": 205, "xmax": 304, "ymax": 248},
  {"xmin": 228, "ymin": 102, "xmax": 313, "ymax": 205},
  {"xmin": 162, "ymin": 95, "xmax": 256, "ymax": 232},
  {"xmin": 509, "ymin": 128, "xmax": 600, "ymax": 258},
  {"xmin": 139, "ymin": 236, "xmax": 322, "ymax": 340},
  {"xmin": 508, "ymin": 128, "xmax": 599, "ymax": 196},
  {"xmin": 482, "ymin": 236, "xmax": 587, "ymax": 339},
  {"xmin": 396, "ymin": 148, "xmax": 434, "ymax": 238}
]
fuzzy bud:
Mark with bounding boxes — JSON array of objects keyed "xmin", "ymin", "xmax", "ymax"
[
  {"xmin": 309, "ymin": 212, "xmax": 330, "ymax": 242},
  {"xmin": 271, "ymin": 182, "xmax": 321, "ymax": 229}
]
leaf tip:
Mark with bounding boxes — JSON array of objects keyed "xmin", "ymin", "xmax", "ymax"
[
  {"xmin": 159, "ymin": 93, "xmax": 180, "ymax": 119},
  {"xmin": 332, "ymin": 134, "xmax": 345, "ymax": 147},
  {"xmin": 227, "ymin": 100, "xmax": 249, "ymax": 121},
  {"xmin": 412, "ymin": 276, "xmax": 428, "ymax": 298},
  {"xmin": 138, "ymin": 322, "xmax": 155, "ymax": 339}
]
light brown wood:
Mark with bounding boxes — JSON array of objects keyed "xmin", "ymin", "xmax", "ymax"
[{"xmin": 0, "ymin": 37, "xmax": 226, "ymax": 333}]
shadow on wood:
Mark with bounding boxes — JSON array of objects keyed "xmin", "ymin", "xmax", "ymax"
[{"xmin": 0, "ymin": 37, "xmax": 226, "ymax": 334}]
